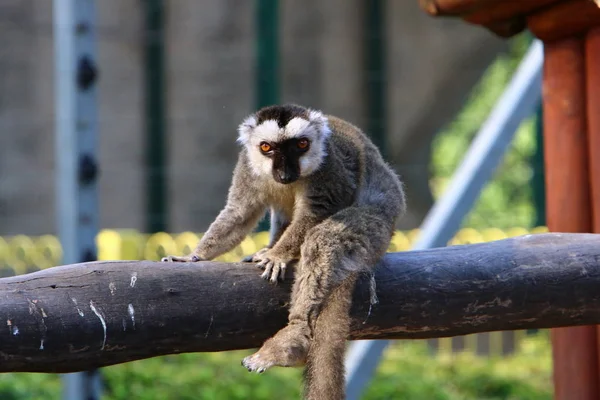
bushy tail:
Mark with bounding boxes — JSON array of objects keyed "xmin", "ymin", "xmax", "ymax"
[{"xmin": 303, "ymin": 276, "xmax": 357, "ymax": 400}]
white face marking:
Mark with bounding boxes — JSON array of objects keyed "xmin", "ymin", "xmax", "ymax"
[
  {"xmin": 253, "ymin": 120, "xmax": 282, "ymax": 142},
  {"xmin": 246, "ymin": 117, "xmax": 311, "ymax": 144},
  {"xmin": 285, "ymin": 117, "xmax": 310, "ymax": 139}
]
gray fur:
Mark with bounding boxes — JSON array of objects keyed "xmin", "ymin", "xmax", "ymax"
[{"xmin": 162, "ymin": 105, "xmax": 405, "ymax": 400}]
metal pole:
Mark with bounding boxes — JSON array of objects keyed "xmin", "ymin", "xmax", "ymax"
[
  {"xmin": 256, "ymin": 0, "xmax": 279, "ymax": 109},
  {"xmin": 144, "ymin": 0, "xmax": 167, "ymax": 233},
  {"xmin": 532, "ymin": 103, "xmax": 546, "ymax": 227},
  {"xmin": 54, "ymin": 0, "xmax": 101, "ymax": 399},
  {"xmin": 344, "ymin": 40, "xmax": 544, "ymax": 400},
  {"xmin": 256, "ymin": 0, "xmax": 279, "ymax": 231}
]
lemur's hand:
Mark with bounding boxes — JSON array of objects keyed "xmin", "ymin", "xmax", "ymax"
[
  {"xmin": 252, "ymin": 249, "xmax": 293, "ymax": 283},
  {"xmin": 241, "ymin": 247, "xmax": 270, "ymax": 263}
]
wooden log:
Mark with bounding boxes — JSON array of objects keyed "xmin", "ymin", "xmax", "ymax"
[
  {"xmin": 0, "ymin": 233, "xmax": 600, "ymax": 373},
  {"xmin": 527, "ymin": 0, "xmax": 600, "ymax": 42},
  {"xmin": 419, "ymin": 0, "xmax": 498, "ymax": 16},
  {"xmin": 463, "ymin": 0, "xmax": 562, "ymax": 25},
  {"xmin": 543, "ymin": 39, "xmax": 599, "ymax": 400}
]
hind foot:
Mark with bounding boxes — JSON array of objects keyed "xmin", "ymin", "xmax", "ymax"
[{"xmin": 241, "ymin": 324, "xmax": 310, "ymax": 373}]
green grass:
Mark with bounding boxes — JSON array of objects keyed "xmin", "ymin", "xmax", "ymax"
[{"xmin": 0, "ymin": 333, "xmax": 552, "ymax": 400}]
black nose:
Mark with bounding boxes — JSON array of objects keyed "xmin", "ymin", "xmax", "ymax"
[
  {"xmin": 275, "ymin": 170, "xmax": 297, "ymax": 184},
  {"xmin": 278, "ymin": 173, "xmax": 293, "ymax": 183}
]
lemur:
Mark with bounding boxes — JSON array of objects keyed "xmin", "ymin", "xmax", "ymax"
[{"xmin": 163, "ymin": 104, "xmax": 405, "ymax": 400}]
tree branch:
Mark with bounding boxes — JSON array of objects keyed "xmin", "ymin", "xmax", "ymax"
[{"xmin": 1, "ymin": 233, "xmax": 599, "ymax": 373}]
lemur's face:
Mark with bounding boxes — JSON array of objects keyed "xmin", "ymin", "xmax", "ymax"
[{"xmin": 238, "ymin": 105, "xmax": 331, "ymax": 184}]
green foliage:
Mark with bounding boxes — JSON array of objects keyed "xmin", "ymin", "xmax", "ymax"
[
  {"xmin": 0, "ymin": 371, "xmax": 61, "ymax": 400},
  {"xmin": 431, "ymin": 34, "xmax": 541, "ymax": 229},
  {"xmin": 0, "ymin": 334, "xmax": 551, "ymax": 400},
  {"xmin": 364, "ymin": 333, "xmax": 551, "ymax": 400}
]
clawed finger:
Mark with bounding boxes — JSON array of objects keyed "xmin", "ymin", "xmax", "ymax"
[
  {"xmin": 278, "ymin": 264, "xmax": 287, "ymax": 281},
  {"xmin": 261, "ymin": 261, "xmax": 275, "ymax": 280},
  {"xmin": 270, "ymin": 262, "xmax": 286, "ymax": 283}
]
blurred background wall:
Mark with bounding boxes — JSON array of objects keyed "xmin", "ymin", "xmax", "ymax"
[{"xmin": 0, "ymin": 0, "xmax": 508, "ymax": 235}]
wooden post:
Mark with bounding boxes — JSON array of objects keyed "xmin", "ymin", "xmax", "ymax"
[
  {"xmin": 586, "ymin": 27, "xmax": 600, "ymax": 380},
  {"xmin": 587, "ymin": 28, "xmax": 600, "ymax": 233},
  {"xmin": 543, "ymin": 38, "xmax": 598, "ymax": 400}
]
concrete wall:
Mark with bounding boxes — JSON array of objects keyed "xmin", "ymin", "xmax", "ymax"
[
  {"xmin": 0, "ymin": 0, "xmax": 55, "ymax": 235},
  {"xmin": 386, "ymin": 1, "xmax": 508, "ymax": 227},
  {"xmin": 0, "ymin": 0, "xmax": 506, "ymax": 235}
]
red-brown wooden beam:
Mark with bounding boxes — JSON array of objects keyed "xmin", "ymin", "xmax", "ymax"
[
  {"xmin": 462, "ymin": 0, "xmax": 562, "ymax": 25},
  {"xmin": 480, "ymin": 18, "xmax": 526, "ymax": 38},
  {"xmin": 528, "ymin": 0, "xmax": 600, "ymax": 42},
  {"xmin": 419, "ymin": 0, "xmax": 600, "ymax": 39},
  {"xmin": 418, "ymin": 0, "xmax": 499, "ymax": 16},
  {"xmin": 461, "ymin": 0, "xmax": 563, "ymax": 38},
  {"xmin": 585, "ymin": 27, "xmax": 600, "ymax": 381},
  {"xmin": 543, "ymin": 38, "xmax": 598, "ymax": 400}
]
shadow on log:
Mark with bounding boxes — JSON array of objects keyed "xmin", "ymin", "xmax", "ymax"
[{"xmin": 1, "ymin": 233, "xmax": 600, "ymax": 373}]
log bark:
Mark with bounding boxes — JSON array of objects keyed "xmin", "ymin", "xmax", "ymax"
[{"xmin": 1, "ymin": 233, "xmax": 600, "ymax": 373}]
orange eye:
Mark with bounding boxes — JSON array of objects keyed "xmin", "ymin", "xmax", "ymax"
[
  {"xmin": 297, "ymin": 138, "xmax": 309, "ymax": 149},
  {"xmin": 260, "ymin": 142, "xmax": 272, "ymax": 153}
]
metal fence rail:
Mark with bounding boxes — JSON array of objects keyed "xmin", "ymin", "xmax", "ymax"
[{"xmin": 54, "ymin": 0, "xmax": 100, "ymax": 398}]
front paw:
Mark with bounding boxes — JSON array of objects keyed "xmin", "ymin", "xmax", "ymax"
[
  {"xmin": 254, "ymin": 250, "xmax": 291, "ymax": 284},
  {"xmin": 161, "ymin": 254, "xmax": 203, "ymax": 263},
  {"xmin": 241, "ymin": 247, "xmax": 270, "ymax": 263}
]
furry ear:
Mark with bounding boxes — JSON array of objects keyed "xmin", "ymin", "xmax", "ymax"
[
  {"xmin": 308, "ymin": 109, "xmax": 326, "ymax": 125},
  {"xmin": 307, "ymin": 109, "xmax": 331, "ymax": 139},
  {"xmin": 237, "ymin": 115, "xmax": 257, "ymax": 145}
]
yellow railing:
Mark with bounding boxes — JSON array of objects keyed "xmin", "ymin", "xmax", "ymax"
[{"xmin": 0, "ymin": 226, "xmax": 549, "ymax": 274}]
